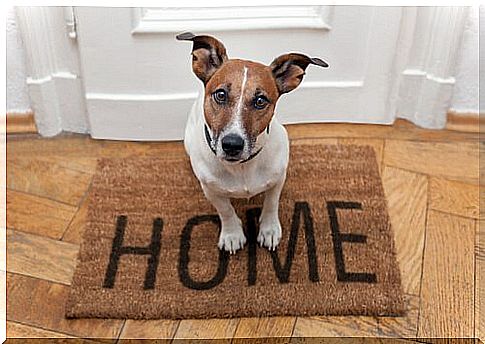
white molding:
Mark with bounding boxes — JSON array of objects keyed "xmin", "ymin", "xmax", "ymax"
[
  {"xmin": 401, "ymin": 69, "xmax": 456, "ymax": 84},
  {"xmin": 391, "ymin": 7, "xmax": 469, "ymax": 129},
  {"xmin": 84, "ymin": 80, "xmax": 363, "ymax": 102},
  {"xmin": 15, "ymin": 7, "xmax": 89, "ymax": 136},
  {"xmin": 132, "ymin": 6, "xmax": 333, "ymax": 33},
  {"xmin": 85, "ymin": 92, "xmax": 199, "ymax": 101},
  {"xmin": 26, "ymin": 71, "xmax": 78, "ymax": 85}
]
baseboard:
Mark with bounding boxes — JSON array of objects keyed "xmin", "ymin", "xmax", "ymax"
[
  {"xmin": 446, "ymin": 111, "xmax": 482, "ymax": 133},
  {"xmin": 3, "ymin": 110, "xmax": 479, "ymax": 136},
  {"xmin": 5, "ymin": 111, "xmax": 38, "ymax": 134}
]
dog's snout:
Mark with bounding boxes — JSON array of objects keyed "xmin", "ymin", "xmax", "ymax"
[{"xmin": 221, "ymin": 134, "xmax": 244, "ymax": 156}]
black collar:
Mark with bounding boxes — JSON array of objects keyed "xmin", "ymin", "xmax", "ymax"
[{"xmin": 204, "ymin": 124, "xmax": 264, "ymax": 164}]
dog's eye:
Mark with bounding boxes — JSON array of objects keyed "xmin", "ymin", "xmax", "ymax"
[
  {"xmin": 213, "ymin": 89, "xmax": 227, "ymax": 104},
  {"xmin": 254, "ymin": 95, "xmax": 268, "ymax": 109}
]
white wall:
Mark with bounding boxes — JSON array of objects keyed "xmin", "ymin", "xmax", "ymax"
[
  {"xmin": 6, "ymin": 7, "xmax": 31, "ymax": 113},
  {"xmin": 6, "ymin": 6, "xmax": 480, "ymax": 119},
  {"xmin": 450, "ymin": 6, "xmax": 480, "ymax": 114}
]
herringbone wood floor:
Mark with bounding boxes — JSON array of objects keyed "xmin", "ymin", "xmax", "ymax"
[{"xmin": 5, "ymin": 120, "xmax": 483, "ymax": 342}]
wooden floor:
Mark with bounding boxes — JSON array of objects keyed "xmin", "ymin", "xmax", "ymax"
[{"xmin": 5, "ymin": 120, "xmax": 483, "ymax": 342}]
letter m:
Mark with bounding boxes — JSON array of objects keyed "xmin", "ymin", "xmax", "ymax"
[{"xmin": 247, "ymin": 202, "xmax": 319, "ymax": 285}]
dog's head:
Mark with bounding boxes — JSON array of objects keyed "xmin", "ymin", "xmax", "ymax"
[{"xmin": 177, "ymin": 32, "xmax": 328, "ymax": 163}]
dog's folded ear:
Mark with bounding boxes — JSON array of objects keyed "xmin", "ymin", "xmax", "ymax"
[
  {"xmin": 176, "ymin": 32, "xmax": 228, "ymax": 84},
  {"xmin": 270, "ymin": 53, "xmax": 328, "ymax": 94}
]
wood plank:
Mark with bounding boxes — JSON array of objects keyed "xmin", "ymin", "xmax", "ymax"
[
  {"xmin": 232, "ymin": 317, "xmax": 295, "ymax": 342},
  {"xmin": 7, "ymin": 133, "xmax": 185, "ymax": 160},
  {"xmin": 381, "ymin": 166, "xmax": 427, "ymax": 295},
  {"xmin": 339, "ymin": 138, "xmax": 384, "ymax": 172},
  {"xmin": 6, "ymin": 189, "xmax": 77, "ymax": 239},
  {"xmin": 384, "ymin": 140, "xmax": 479, "ymax": 184},
  {"xmin": 429, "ymin": 178, "xmax": 479, "ymax": 219},
  {"xmin": 481, "ymin": 170, "xmax": 485, "ymax": 340},
  {"xmin": 481, "ymin": 142, "xmax": 485, "ymax": 217},
  {"xmin": 7, "ymin": 321, "xmax": 70, "ymax": 338},
  {"xmin": 7, "ymin": 135, "xmax": 98, "ymax": 162},
  {"xmin": 174, "ymin": 319, "xmax": 239, "ymax": 343},
  {"xmin": 7, "ymin": 273, "xmax": 124, "ymax": 341},
  {"xmin": 477, "ymin": 220, "xmax": 484, "ymax": 341},
  {"xmin": 38, "ymin": 156, "xmax": 98, "ymax": 175},
  {"xmin": 119, "ymin": 319, "xmax": 179, "ymax": 341},
  {"xmin": 7, "ymin": 229, "xmax": 79, "ymax": 285},
  {"xmin": 5, "ymin": 111, "xmax": 37, "ymax": 134},
  {"xmin": 7, "ymin": 158, "xmax": 92, "ymax": 206},
  {"xmin": 446, "ymin": 111, "xmax": 481, "ymax": 133},
  {"xmin": 377, "ymin": 294, "xmax": 419, "ymax": 338},
  {"xmin": 7, "ymin": 322, "xmax": 101, "ymax": 344},
  {"xmin": 62, "ymin": 196, "xmax": 89, "ymax": 244},
  {"xmin": 286, "ymin": 119, "xmax": 479, "ymax": 142},
  {"xmin": 418, "ymin": 210, "xmax": 475, "ymax": 338},
  {"xmin": 290, "ymin": 338, "xmax": 390, "ymax": 344},
  {"xmin": 292, "ymin": 316, "xmax": 379, "ymax": 337}
]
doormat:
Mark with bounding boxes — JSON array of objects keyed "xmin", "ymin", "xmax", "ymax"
[{"xmin": 66, "ymin": 144, "xmax": 405, "ymax": 319}]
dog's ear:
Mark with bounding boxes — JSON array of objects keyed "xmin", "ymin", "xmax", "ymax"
[
  {"xmin": 270, "ymin": 53, "xmax": 328, "ymax": 94},
  {"xmin": 176, "ymin": 32, "xmax": 228, "ymax": 84}
]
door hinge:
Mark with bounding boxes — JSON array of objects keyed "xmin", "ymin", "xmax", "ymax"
[{"xmin": 64, "ymin": 7, "xmax": 77, "ymax": 40}]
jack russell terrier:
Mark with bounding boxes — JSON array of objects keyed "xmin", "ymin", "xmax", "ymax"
[{"xmin": 177, "ymin": 32, "xmax": 328, "ymax": 254}]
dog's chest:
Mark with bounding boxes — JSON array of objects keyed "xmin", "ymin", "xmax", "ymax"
[{"xmin": 199, "ymin": 161, "xmax": 281, "ymax": 198}]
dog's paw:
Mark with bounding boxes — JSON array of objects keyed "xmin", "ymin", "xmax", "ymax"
[
  {"xmin": 218, "ymin": 227, "xmax": 247, "ymax": 254},
  {"xmin": 257, "ymin": 219, "xmax": 282, "ymax": 251}
]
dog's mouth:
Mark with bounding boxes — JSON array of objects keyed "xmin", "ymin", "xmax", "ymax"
[
  {"xmin": 223, "ymin": 156, "xmax": 242, "ymax": 163},
  {"xmin": 220, "ymin": 146, "xmax": 264, "ymax": 164}
]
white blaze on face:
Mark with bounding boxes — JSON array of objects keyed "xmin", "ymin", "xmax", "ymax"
[
  {"xmin": 218, "ymin": 66, "xmax": 249, "ymax": 158},
  {"xmin": 235, "ymin": 66, "xmax": 248, "ymax": 123},
  {"xmin": 226, "ymin": 66, "xmax": 248, "ymax": 137}
]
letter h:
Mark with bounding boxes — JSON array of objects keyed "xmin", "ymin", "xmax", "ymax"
[{"xmin": 103, "ymin": 215, "xmax": 163, "ymax": 290}]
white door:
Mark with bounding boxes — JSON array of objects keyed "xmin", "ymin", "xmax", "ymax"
[{"xmin": 73, "ymin": 6, "xmax": 403, "ymax": 140}]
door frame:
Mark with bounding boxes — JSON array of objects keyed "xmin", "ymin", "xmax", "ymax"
[
  {"xmin": 15, "ymin": 6, "xmax": 89, "ymax": 137},
  {"xmin": 16, "ymin": 6, "xmax": 469, "ymax": 137}
]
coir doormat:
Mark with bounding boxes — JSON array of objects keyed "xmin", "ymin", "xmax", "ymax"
[{"xmin": 66, "ymin": 144, "xmax": 405, "ymax": 319}]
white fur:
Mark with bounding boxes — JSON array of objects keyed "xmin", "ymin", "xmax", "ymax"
[{"xmin": 184, "ymin": 87, "xmax": 289, "ymax": 253}]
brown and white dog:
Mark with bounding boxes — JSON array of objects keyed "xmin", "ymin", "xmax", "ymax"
[{"xmin": 177, "ymin": 32, "xmax": 328, "ymax": 253}]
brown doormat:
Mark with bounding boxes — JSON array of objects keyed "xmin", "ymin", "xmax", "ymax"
[{"xmin": 66, "ymin": 144, "xmax": 405, "ymax": 320}]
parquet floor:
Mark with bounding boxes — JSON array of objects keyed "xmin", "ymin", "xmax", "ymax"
[{"xmin": 4, "ymin": 120, "xmax": 483, "ymax": 342}]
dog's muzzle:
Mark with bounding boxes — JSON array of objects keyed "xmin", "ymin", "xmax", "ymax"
[{"xmin": 204, "ymin": 124, "xmax": 266, "ymax": 164}]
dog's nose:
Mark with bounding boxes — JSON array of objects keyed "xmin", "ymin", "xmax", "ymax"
[{"xmin": 221, "ymin": 134, "xmax": 244, "ymax": 156}]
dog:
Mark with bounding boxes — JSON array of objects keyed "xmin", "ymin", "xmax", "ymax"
[{"xmin": 177, "ymin": 32, "xmax": 328, "ymax": 254}]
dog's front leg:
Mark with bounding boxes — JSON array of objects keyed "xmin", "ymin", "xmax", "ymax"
[
  {"xmin": 258, "ymin": 176, "xmax": 285, "ymax": 250},
  {"xmin": 202, "ymin": 184, "xmax": 246, "ymax": 254}
]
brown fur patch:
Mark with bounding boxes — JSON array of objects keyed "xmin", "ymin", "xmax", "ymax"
[{"xmin": 204, "ymin": 59, "xmax": 279, "ymax": 142}]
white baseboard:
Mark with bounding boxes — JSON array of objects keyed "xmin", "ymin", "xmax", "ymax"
[
  {"xmin": 27, "ymin": 73, "xmax": 89, "ymax": 136},
  {"xmin": 85, "ymin": 81, "xmax": 397, "ymax": 141},
  {"xmin": 396, "ymin": 70, "xmax": 456, "ymax": 129}
]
